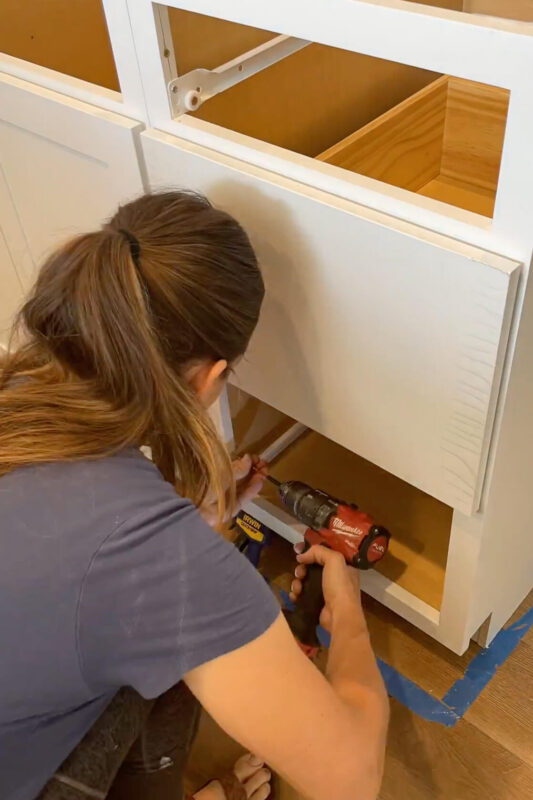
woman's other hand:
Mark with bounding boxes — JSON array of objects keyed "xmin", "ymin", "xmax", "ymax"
[
  {"xmin": 233, "ymin": 454, "xmax": 268, "ymax": 508},
  {"xmin": 199, "ymin": 454, "xmax": 267, "ymax": 526}
]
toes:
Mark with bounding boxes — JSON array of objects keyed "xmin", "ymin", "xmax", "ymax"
[
  {"xmin": 250, "ymin": 784, "xmax": 271, "ymax": 800},
  {"xmin": 244, "ymin": 768, "xmax": 271, "ymax": 799},
  {"xmin": 234, "ymin": 753, "xmax": 264, "ymax": 782}
]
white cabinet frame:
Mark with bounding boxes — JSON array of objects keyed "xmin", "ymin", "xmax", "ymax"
[
  {"xmin": 130, "ymin": 1, "xmax": 533, "ymax": 653},
  {"xmin": 126, "ymin": 1, "xmax": 533, "ymax": 258}
]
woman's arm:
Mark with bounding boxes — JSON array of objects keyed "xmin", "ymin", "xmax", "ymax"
[{"xmin": 184, "ymin": 547, "xmax": 389, "ymax": 800}]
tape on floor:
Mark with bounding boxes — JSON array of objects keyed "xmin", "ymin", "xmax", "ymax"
[
  {"xmin": 279, "ymin": 590, "xmax": 533, "ymax": 726},
  {"xmin": 441, "ymin": 605, "xmax": 533, "ymax": 718}
]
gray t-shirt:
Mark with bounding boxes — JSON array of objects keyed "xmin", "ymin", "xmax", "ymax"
[{"xmin": 0, "ymin": 449, "xmax": 279, "ymax": 800}]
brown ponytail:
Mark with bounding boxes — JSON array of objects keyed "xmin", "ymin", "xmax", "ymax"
[{"xmin": 0, "ymin": 191, "xmax": 264, "ymax": 522}]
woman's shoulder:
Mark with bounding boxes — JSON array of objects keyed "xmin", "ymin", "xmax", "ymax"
[{"xmin": 1, "ymin": 448, "xmax": 191, "ymax": 555}]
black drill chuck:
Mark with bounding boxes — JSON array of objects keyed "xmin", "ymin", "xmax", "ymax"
[{"xmin": 267, "ymin": 477, "xmax": 338, "ymax": 532}]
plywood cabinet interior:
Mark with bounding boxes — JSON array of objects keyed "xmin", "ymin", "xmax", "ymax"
[
  {"xmin": 232, "ymin": 392, "xmax": 453, "ymax": 612},
  {"xmin": 169, "ymin": 12, "xmax": 440, "ymax": 159},
  {"xmin": 168, "ymin": 11, "xmax": 510, "ymax": 217},
  {"xmin": 0, "ymin": 0, "xmax": 119, "ymax": 90}
]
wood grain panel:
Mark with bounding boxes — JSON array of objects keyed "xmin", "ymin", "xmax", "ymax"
[
  {"xmin": 0, "ymin": 0, "xmax": 119, "ymax": 90},
  {"xmin": 464, "ymin": 640, "xmax": 533, "ymax": 767},
  {"xmin": 317, "ymin": 76, "xmax": 448, "ymax": 192},
  {"xmin": 441, "ymin": 78, "xmax": 510, "ymax": 193}
]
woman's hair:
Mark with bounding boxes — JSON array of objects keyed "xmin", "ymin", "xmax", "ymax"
[{"xmin": 0, "ymin": 191, "xmax": 264, "ymax": 522}]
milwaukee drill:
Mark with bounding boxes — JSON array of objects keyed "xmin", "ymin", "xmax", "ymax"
[{"xmin": 266, "ymin": 476, "xmax": 390, "ymax": 648}]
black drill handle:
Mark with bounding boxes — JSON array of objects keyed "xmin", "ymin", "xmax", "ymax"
[{"xmin": 286, "ymin": 562, "xmax": 324, "ymax": 647}]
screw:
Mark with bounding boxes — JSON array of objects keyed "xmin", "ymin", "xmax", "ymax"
[
  {"xmin": 163, "ymin": 48, "xmax": 170, "ymax": 58},
  {"xmin": 171, "ymin": 85, "xmax": 178, "ymax": 94}
]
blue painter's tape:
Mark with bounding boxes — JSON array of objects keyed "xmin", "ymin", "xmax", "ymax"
[
  {"xmin": 442, "ymin": 604, "xmax": 533, "ymax": 717},
  {"xmin": 280, "ymin": 591, "xmax": 456, "ymax": 724},
  {"xmin": 313, "ymin": 621, "xmax": 457, "ymax": 725},
  {"xmin": 378, "ymin": 660, "xmax": 458, "ymax": 726},
  {"xmin": 278, "ymin": 590, "xmax": 533, "ymax": 727}
]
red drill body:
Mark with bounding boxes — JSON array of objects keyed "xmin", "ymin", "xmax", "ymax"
[{"xmin": 270, "ymin": 478, "xmax": 390, "ymax": 569}]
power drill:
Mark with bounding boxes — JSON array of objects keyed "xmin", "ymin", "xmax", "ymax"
[{"xmin": 266, "ymin": 475, "xmax": 390, "ymax": 649}]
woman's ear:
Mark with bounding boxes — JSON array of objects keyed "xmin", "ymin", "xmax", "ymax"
[{"xmin": 187, "ymin": 359, "xmax": 228, "ymax": 407}]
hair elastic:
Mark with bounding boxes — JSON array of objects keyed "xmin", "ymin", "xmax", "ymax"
[{"xmin": 118, "ymin": 228, "xmax": 141, "ymax": 266}]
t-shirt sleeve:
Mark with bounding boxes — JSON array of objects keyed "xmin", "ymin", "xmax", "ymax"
[{"xmin": 77, "ymin": 487, "xmax": 280, "ymax": 698}]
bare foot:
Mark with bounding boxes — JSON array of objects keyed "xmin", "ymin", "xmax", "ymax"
[{"xmin": 193, "ymin": 752, "xmax": 271, "ymax": 800}]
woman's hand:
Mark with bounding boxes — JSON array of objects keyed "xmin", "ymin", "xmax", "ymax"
[
  {"xmin": 233, "ymin": 454, "xmax": 268, "ymax": 508},
  {"xmin": 289, "ymin": 543, "xmax": 362, "ymax": 633},
  {"xmin": 199, "ymin": 454, "xmax": 268, "ymax": 527}
]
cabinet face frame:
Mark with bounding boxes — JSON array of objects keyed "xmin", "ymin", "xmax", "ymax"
[
  {"xmin": 127, "ymin": 0, "xmax": 533, "ymax": 258},
  {"xmin": 0, "ymin": 1, "xmax": 147, "ymax": 120}
]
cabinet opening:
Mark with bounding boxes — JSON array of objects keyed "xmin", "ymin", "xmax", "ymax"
[
  {"xmin": 229, "ymin": 388, "xmax": 453, "ymax": 612},
  {"xmin": 0, "ymin": 0, "xmax": 120, "ymax": 92},
  {"xmin": 169, "ymin": 9, "xmax": 510, "ymax": 218}
]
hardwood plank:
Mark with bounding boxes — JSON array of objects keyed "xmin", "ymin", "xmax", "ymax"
[
  {"xmin": 463, "ymin": 640, "xmax": 533, "ymax": 768},
  {"xmin": 381, "ymin": 699, "xmax": 533, "ymax": 800},
  {"xmin": 508, "ymin": 590, "xmax": 533, "ymax": 648}
]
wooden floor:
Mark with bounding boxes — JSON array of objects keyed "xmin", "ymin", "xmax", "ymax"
[{"xmin": 119, "ymin": 535, "xmax": 533, "ymax": 800}]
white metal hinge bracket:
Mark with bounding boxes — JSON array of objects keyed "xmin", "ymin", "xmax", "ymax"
[{"xmin": 168, "ymin": 34, "xmax": 310, "ymax": 117}]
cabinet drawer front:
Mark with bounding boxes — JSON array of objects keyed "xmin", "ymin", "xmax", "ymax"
[{"xmin": 142, "ymin": 130, "xmax": 519, "ymax": 514}]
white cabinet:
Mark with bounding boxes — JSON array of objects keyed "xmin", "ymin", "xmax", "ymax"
[
  {"xmin": 132, "ymin": 0, "xmax": 533, "ymax": 654},
  {"xmin": 2, "ymin": 0, "xmax": 533, "ymax": 653}
]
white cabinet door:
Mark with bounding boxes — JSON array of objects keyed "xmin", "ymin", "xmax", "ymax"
[
  {"xmin": 142, "ymin": 130, "xmax": 520, "ymax": 515},
  {"xmin": 0, "ymin": 230, "xmax": 24, "ymax": 348},
  {"xmin": 0, "ymin": 72, "xmax": 146, "ymax": 292}
]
